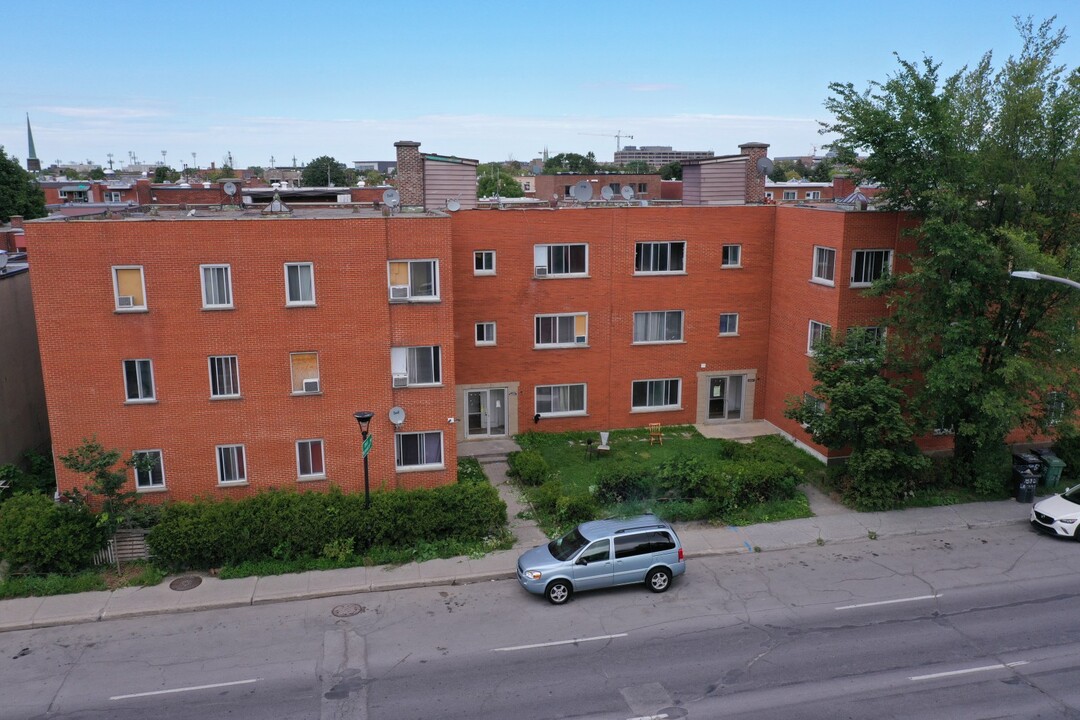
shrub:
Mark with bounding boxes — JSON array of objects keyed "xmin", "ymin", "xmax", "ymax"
[
  {"xmin": 594, "ymin": 464, "xmax": 652, "ymax": 504},
  {"xmin": 694, "ymin": 459, "xmax": 803, "ymax": 516},
  {"xmin": 507, "ymin": 449, "xmax": 550, "ymax": 486},
  {"xmin": 840, "ymin": 448, "xmax": 931, "ymax": 511},
  {"xmin": 0, "ymin": 493, "xmax": 106, "ymax": 574},
  {"xmin": 1053, "ymin": 434, "xmax": 1080, "ymax": 482},
  {"xmin": 457, "ymin": 457, "xmax": 487, "ymax": 484},
  {"xmin": 655, "ymin": 455, "xmax": 712, "ymax": 497}
]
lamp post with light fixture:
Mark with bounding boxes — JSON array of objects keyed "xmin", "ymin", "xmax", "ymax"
[
  {"xmin": 1010, "ymin": 270, "xmax": 1080, "ymax": 291},
  {"xmin": 353, "ymin": 411, "xmax": 375, "ymax": 508}
]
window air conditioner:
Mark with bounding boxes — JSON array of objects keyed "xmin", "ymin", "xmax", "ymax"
[
  {"xmin": 575, "ymin": 335, "xmax": 586, "ymax": 344},
  {"xmin": 302, "ymin": 378, "xmax": 321, "ymax": 393},
  {"xmin": 389, "ymin": 285, "xmax": 410, "ymax": 301},
  {"xmin": 534, "ymin": 266, "xmax": 548, "ymax": 278},
  {"xmin": 392, "ymin": 374, "xmax": 409, "ymax": 388},
  {"xmin": 118, "ymin": 295, "xmax": 135, "ymax": 308}
]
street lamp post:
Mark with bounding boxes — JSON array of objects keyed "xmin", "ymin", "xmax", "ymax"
[
  {"xmin": 1011, "ymin": 270, "xmax": 1080, "ymax": 291},
  {"xmin": 353, "ymin": 411, "xmax": 375, "ymax": 508}
]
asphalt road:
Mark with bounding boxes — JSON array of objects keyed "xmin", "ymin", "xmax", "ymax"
[{"xmin": 3, "ymin": 522, "xmax": 1080, "ymax": 720}]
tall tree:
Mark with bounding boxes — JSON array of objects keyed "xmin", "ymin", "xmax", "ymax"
[
  {"xmin": 477, "ymin": 163, "xmax": 524, "ymax": 198},
  {"xmin": 301, "ymin": 155, "xmax": 348, "ymax": 187},
  {"xmin": 0, "ymin": 146, "xmax": 46, "ymax": 222},
  {"xmin": 823, "ymin": 17, "xmax": 1080, "ymax": 493},
  {"xmin": 658, "ymin": 161, "xmax": 682, "ymax": 180}
]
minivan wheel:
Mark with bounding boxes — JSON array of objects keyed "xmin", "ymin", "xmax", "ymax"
[
  {"xmin": 546, "ymin": 580, "xmax": 572, "ymax": 605},
  {"xmin": 647, "ymin": 567, "xmax": 672, "ymax": 593}
]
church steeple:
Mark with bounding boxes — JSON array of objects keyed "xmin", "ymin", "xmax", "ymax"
[{"xmin": 26, "ymin": 114, "xmax": 41, "ymax": 172}]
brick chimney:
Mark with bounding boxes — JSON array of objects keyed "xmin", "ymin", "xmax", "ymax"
[
  {"xmin": 739, "ymin": 142, "xmax": 769, "ymax": 204},
  {"xmin": 394, "ymin": 140, "xmax": 425, "ymax": 211},
  {"xmin": 832, "ymin": 174, "xmax": 855, "ymax": 200},
  {"xmin": 136, "ymin": 177, "xmax": 153, "ymax": 205},
  {"xmin": 10, "ymin": 215, "xmax": 24, "ymax": 229}
]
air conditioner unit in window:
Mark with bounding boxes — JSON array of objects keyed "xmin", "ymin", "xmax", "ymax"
[
  {"xmin": 575, "ymin": 335, "xmax": 586, "ymax": 344},
  {"xmin": 389, "ymin": 285, "xmax": 410, "ymax": 301},
  {"xmin": 534, "ymin": 266, "xmax": 548, "ymax": 278},
  {"xmin": 392, "ymin": 374, "xmax": 409, "ymax": 388},
  {"xmin": 302, "ymin": 378, "xmax": 321, "ymax": 393},
  {"xmin": 117, "ymin": 295, "xmax": 135, "ymax": 308}
]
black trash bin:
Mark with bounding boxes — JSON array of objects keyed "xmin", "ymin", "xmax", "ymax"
[
  {"xmin": 1017, "ymin": 475, "xmax": 1038, "ymax": 503},
  {"xmin": 1012, "ymin": 453, "xmax": 1042, "ymax": 497}
]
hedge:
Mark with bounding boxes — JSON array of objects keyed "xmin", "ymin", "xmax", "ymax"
[
  {"xmin": 0, "ymin": 493, "xmax": 106, "ymax": 574},
  {"xmin": 506, "ymin": 449, "xmax": 550, "ymax": 486}
]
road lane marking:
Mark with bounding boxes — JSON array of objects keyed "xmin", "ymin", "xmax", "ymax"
[
  {"xmin": 492, "ymin": 633, "xmax": 628, "ymax": 652},
  {"xmin": 835, "ymin": 593, "xmax": 940, "ymax": 610},
  {"xmin": 110, "ymin": 678, "xmax": 261, "ymax": 700},
  {"xmin": 627, "ymin": 715, "xmax": 668, "ymax": 720},
  {"xmin": 909, "ymin": 661, "xmax": 1028, "ymax": 681}
]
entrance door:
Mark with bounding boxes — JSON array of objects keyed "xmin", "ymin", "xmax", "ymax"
[
  {"xmin": 707, "ymin": 376, "xmax": 744, "ymax": 421},
  {"xmin": 466, "ymin": 389, "xmax": 507, "ymax": 438}
]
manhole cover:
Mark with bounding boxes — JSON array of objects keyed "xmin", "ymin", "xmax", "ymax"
[
  {"xmin": 169, "ymin": 575, "xmax": 203, "ymax": 591},
  {"xmin": 332, "ymin": 603, "xmax": 365, "ymax": 618}
]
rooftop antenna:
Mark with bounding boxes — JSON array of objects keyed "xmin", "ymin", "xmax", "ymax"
[
  {"xmin": 107, "ymin": 153, "xmax": 115, "ymax": 171},
  {"xmin": 269, "ymin": 155, "xmax": 276, "ymax": 170},
  {"xmin": 191, "ymin": 152, "xmax": 197, "ymax": 171}
]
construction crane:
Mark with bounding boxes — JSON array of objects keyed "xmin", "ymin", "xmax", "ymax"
[{"xmin": 578, "ymin": 131, "xmax": 634, "ymax": 152}]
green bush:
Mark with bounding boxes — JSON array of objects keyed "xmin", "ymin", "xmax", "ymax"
[
  {"xmin": 507, "ymin": 449, "xmax": 550, "ymax": 486},
  {"xmin": 457, "ymin": 457, "xmax": 487, "ymax": 484},
  {"xmin": 530, "ymin": 480, "xmax": 597, "ymax": 527},
  {"xmin": 655, "ymin": 455, "xmax": 712, "ymax": 497},
  {"xmin": 148, "ymin": 482, "xmax": 507, "ymax": 572},
  {"xmin": 594, "ymin": 464, "xmax": 652, "ymax": 504},
  {"xmin": 0, "ymin": 494, "xmax": 106, "ymax": 574},
  {"xmin": 1053, "ymin": 435, "xmax": 1080, "ymax": 482}
]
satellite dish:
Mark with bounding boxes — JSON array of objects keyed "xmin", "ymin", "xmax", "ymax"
[
  {"xmin": 388, "ymin": 406, "xmax": 406, "ymax": 426},
  {"xmin": 757, "ymin": 157, "xmax": 774, "ymax": 176},
  {"xmin": 382, "ymin": 188, "xmax": 401, "ymax": 208},
  {"xmin": 223, "ymin": 181, "xmax": 237, "ymax": 196},
  {"xmin": 572, "ymin": 181, "xmax": 593, "ymax": 202},
  {"xmin": 186, "ymin": 209, "xmax": 197, "ymax": 217},
  {"xmin": 600, "ymin": 186, "xmax": 614, "ymax": 201},
  {"xmin": 640, "ymin": 200, "xmax": 649, "ymax": 207},
  {"xmin": 446, "ymin": 199, "xmax": 461, "ymax": 212},
  {"xmin": 621, "ymin": 185, "xmax": 635, "ymax": 201}
]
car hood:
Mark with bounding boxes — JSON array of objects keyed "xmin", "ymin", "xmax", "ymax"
[
  {"xmin": 517, "ymin": 543, "xmax": 559, "ymax": 571},
  {"xmin": 1034, "ymin": 493, "xmax": 1080, "ymax": 519}
]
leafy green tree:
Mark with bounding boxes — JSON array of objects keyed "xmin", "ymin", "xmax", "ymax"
[
  {"xmin": 153, "ymin": 165, "xmax": 181, "ymax": 183},
  {"xmin": 362, "ymin": 170, "xmax": 385, "ymax": 186},
  {"xmin": 59, "ymin": 437, "xmax": 150, "ymax": 532},
  {"xmin": 248, "ymin": 165, "xmax": 265, "ymax": 180},
  {"xmin": 823, "ymin": 17, "xmax": 1080, "ymax": 493},
  {"xmin": 658, "ymin": 161, "xmax": 682, "ymax": 180},
  {"xmin": 301, "ymin": 155, "xmax": 348, "ymax": 187},
  {"xmin": 622, "ymin": 160, "xmax": 653, "ymax": 174},
  {"xmin": 543, "ymin": 152, "xmax": 599, "ymax": 174},
  {"xmin": 0, "ymin": 146, "xmax": 46, "ymax": 223},
  {"xmin": 88, "ymin": 167, "xmax": 106, "ymax": 180},
  {"xmin": 206, "ymin": 165, "xmax": 234, "ymax": 182},
  {"xmin": 477, "ymin": 163, "xmax": 524, "ymax": 198}
]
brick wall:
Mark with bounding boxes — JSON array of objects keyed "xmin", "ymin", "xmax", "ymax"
[{"xmin": 394, "ymin": 141, "xmax": 425, "ymax": 210}]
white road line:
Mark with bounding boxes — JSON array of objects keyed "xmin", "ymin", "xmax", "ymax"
[
  {"xmin": 835, "ymin": 594, "xmax": 940, "ymax": 610},
  {"xmin": 110, "ymin": 678, "xmax": 261, "ymax": 701},
  {"xmin": 492, "ymin": 633, "xmax": 629, "ymax": 653},
  {"xmin": 909, "ymin": 661, "xmax": 1028, "ymax": 681},
  {"xmin": 627, "ymin": 715, "xmax": 668, "ymax": 720}
]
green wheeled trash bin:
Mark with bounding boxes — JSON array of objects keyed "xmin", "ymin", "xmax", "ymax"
[{"xmin": 1033, "ymin": 448, "xmax": 1067, "ymax": 490}]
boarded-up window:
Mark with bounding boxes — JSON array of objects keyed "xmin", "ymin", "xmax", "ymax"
[
  {"xmin": 113, "ymin": 267, "xmax": 146, "ymax": 309},
  {"xmin": 290, "ymin": 352, "xmax": 320, "ymax": 393}
]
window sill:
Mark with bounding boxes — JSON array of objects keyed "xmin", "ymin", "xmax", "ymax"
[
  {"xmin": 475, "ymin": 342, "xmax": 497, "ymax": 347},
  {"xmin": 534, "ymin": 344, "xmax": 589, "ymax": 350},
  {"xmin": 633, "ymin": 271, "xmax": 687, "ymax": 277},
  {"xmin": 534, "ymin": 274, "xmax": 590, "ymax": 280},
  {"xmin": 298, "ymin": 475, "xmax": 327, "ymax": 483},
  {"xmin": 396, "ymin": 464, "xmax": 446, "ymax": 474},
  {"xmin": 136, "ymin": 485, "xmax": 167, "ymax": 493},
  {"xmin": 473, "ymin": 271, "xmax": 496, "ymax": 277},
  {"xmin": 390, "ymin": 297, "xmax": 441, "ymax": 304},
  {"xmin": 124, "ymin": 399, "xmax": 158, "ymax": 405},
  {"xmin": 718, "ymin": 333, "xmax": 739, "ymax": 338},
  {"xmin": 537, "ymin": 412, "xmax": 588, "ymax": 419},
  {"xmin": 114, "ymin": 308, "xmax": 149, "ymax": 314},
  {"xmin": 285, "ymin": 302, "xmax": 317, "ymax": 308},
  {"xmin": 849, "ymin": 282, "xmax": 874, "ymax": 289},
  {"xmin": 631, "ymin": 340, "xmax": 686, "ymax": 346},
  {"xmin": 630, "ymin": 406, "xmax": 682, "ymax": 413},
  {"xmin": 291, "ymin": 390, "xmax": 323, "ymax": 397},
  {"xmin": 810, "ymin": 278, "xmax": 835, "ymax": 287},
  {"xmin": 210, "ymin": 395, "xmax": 242, "ymax": 401},
  {"xmin": 720, "ymin": 265, "xmax": 742, "ymax": 270},
  {"xmin": 202, "ymin": 305, "xmax": 235, "ymax": 311},
  {"xmin": 399, "ymin": 383, "xmax": 443, "ymax": 389},
  {"xmin": 218, "ymin": 481, "xmax": 249, "ymax": 487}
]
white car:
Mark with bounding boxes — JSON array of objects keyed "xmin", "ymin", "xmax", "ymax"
[{"xmin": 1031, "ymin": 485, "xmax": 1080, "ymax": 539}]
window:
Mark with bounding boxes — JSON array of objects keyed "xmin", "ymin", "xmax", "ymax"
[
  {"xmin": 395, "ymin": 431, "xmax": 444, "ymax": 470},
  {"xmin": 106, "ymin": 191, "xmax": 122, "ymax": 203},
  {"xmin": 806, "ymin": 190, "xmax": 821, "ymax": 200},
  {"xmin": 208, "ymin": 355, "xmax": 240, "ymax": 398},
  {"xmin": 390, "ymin": 346, "xmax": 441, "ymax": 386},
  {"xmin": 388, "ymin": 259, "xmax": 438, "ymax": 301},
  {"xmin": 535, "ymin": 383, "xmax": 586, "ymax": 416},
  {"xmin": 812, "ymin": 247, "xmax": 836, "ymax": 284},
  {"xmin": 579, "ymin": 540, "xmax": 610, "ymax": 564},
  {"xmin": 133, "ymin": 450, "xmax": 164, "ymax": 490},
  {"xmin": 808, "ymin": 321, "xmax": 831, "ymax": 354},
  {"xmin": 473, "ymin": 250, "xmax": 495, "ymax": 275},
  {"xmin": 782, "ymin": 190, "xmax": 797, "ymax": 201},
  {"xmin": 475, "ymin": 322, "xmax": 496, "ymax": 346},
  {"xmin": 290, "ymin": 352, "xmax": 320, "ymax": 393},
  {"xmin": 719, "ymin": 313, "xmax": 739, "ymax": 335},
  {"xmin": 764, "ymin": 191, "xmax": 774, "ymax": 200},
  {"xmin": 216, "ymin": 445, "xmax": 247, "ymax": 484},
  {"xmin": 637, "ymin": 183, "xmax": 647, "ymax": 193},
  {"xmin": 112, "ymin": 266, "xmax": 146, "ymax": 311},
  {"xmin": 851, "ymin": 249, "xmax": 892, "ymax": 286},
  {"xmin": 608, "ymin": 182, "xmax": 621, "ymax": 193},
  {"xmin": 849, "ymin": 326, "xmax": 886, "ymax": 345},
  {"xmin": 296, "ymin": 439, "xmax": 325, "ymax": 479},
  {"xmin": 534, "ymin": 243, "xmax": 587, "ymax": 277},
  {"xmin": 633, "ymin": 311, "xmax": 683, "ymax": 343},
  {"xmin": 721, "ymin": 244, "xmax": 741, "ymax": 268},
  {"xmin": 632, "ymin": 378, "xmax": 681, "ymax": 410},
  {"xmin": 535, "ymin": 313, "xmax": 588, "ymax": 347},
  {"xmin": 123, "ymin": 359, "xmax": 155, "ymax": 402},
  {"xmin": 634, "ymin": 241, "xmax": 685, "ymax": 273},
  {"xmin": 285, "ymin": 263, "xmax": 315, "ymax": 305},
  {"xmin": 201, "ymin": 264, "xmax": 233, "ymax": 308},
  {"xmin": 615, "ymin": 531, "xmax": 675, "ymax": 558}
]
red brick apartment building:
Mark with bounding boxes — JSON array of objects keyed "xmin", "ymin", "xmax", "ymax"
[{"xmin": 26, "ymin": 140, "xmax": 912, "ymax": 501}]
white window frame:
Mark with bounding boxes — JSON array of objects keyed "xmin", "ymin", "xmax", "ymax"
[
  {"xmin": 106, "ymin": 191, "xmax": 122, "ymax": 203},
  {"xmin": 390, "ymin": 346, "xmax": 442, "ymax": 386},
  {"xmin": 764, "ymin": 191, "xmax": 774, "ymax": 200},
  {"xmin": 632, "ymin": 310, "xmax": 684, "ymax": 344},
  {"xmin": 387, "ymin": 259, "xmax": 439, "ymax": 302},
  {"xmin": 535, "ymin": 313, "xmax": 588, "ymax": 348},
  {"xmin": 533, "ymin": 243, "xmax": 588, "ymax": 277},
  {"xmin": 216, "ymin": 444, "xmax": 247, "ymax": 485},
  {"xmin": 535, "ymin": 383, "xmax": 587, "ymax": 417},
  {"xmin": 123, "ymin": 359, "xmax": 155, "ymax": 403},
  {"xmin": 475, "ymin": 322, "xmax": 496, "ymax": 346},
  {"xmin": 721, "ymin": 244, "xmax": 742, "ymax": 268},
  {"xmin": 850, "ymin": 249, "xmax": 893, "ymax": 287},
  {"xmin": 812, "ymin": 246, "xmax": 836, "ymax": 286},
  {"xmin": 133, "ymin": 449, "xmax": 165, "ymax": 491},
  {"xmin": 631, "ymin": 378, "xmax": 682, "ymax": 412},
  {"xmin": 719, "ymin": 313, "xmax": 739, "ymax": 336},
  {"xmin": 200, "ymin": 264, "xmax": 233, "ymax": 309},
  {"xmin": 290, "ymin": 352, "xmax": 321, "ymax": 394},
  {"xmin": 805, "ymin": 190, "xmax": 821, "ymax": 200},
  {"xmin": 111, "ymin": 265, "xmax": 147, "ymax": 312},
  {"xmin": 634, "ymin": 241, "xmax": 686, "ymax": 274},
  {"xmin": 782, "ymin": 190, "xmax": 797, "ymax": 201},
  {"xmin": 208, "ymin": 355, "xmax": 240, "ymax": 399},
  {"xmin": 395, "ymin": 431, "xmax": 445, "ymax": 471},
  {"xmin": 284, "ymin": 262, "xmax": 316, "ymax": 306},
  {"xmin": 473, "ymin": 250, "xmax": 496, "ymax": 276},
  {"xmin": 296, "ymin": 439, "xmax": 326, "ymax": 480},
  {"xmin": 808, "ymin": 320, "xmax": 831, "ymax": 355}
]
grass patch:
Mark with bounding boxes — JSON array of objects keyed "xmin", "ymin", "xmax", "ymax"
[
  {"xmin": 0, "ymin": 571, "xmax": 107, "ymax": 599},
  {"xmin": 726, "ymin": 494, "xmax": 812, "ymax": 526}
]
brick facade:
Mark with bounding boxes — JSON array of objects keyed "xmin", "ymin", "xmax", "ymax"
[{"xmin": 394, "ymin": 141, "xmax": 425, "ymax": 210}]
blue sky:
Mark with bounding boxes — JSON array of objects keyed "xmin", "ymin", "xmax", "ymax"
[{"xmin": 5, "ymin": 1, "xmax": 1080, "ymax": 170}]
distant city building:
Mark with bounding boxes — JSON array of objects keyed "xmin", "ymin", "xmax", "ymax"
[{"xmin": 614, "ymin": 145, "xmax": 714, "ymax": 167}]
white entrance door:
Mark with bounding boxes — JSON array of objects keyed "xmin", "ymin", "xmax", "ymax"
[
  {"xmin": 707, "ymin": 375, "xmax": 744, "ymax": 421},
  {"xmin": 466, "ymin": 389, "xmax": 507, "ymax": 438}
]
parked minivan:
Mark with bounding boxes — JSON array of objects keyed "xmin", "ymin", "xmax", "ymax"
[{"xmin": 516, "ymin": 514, "xmax": 686, "ymax": 604}]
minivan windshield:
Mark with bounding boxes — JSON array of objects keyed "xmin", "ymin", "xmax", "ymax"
[
  {"xmin": 548, "ymin": 527, "xmax": 589, "ymax": 561},
  {"xmin": 1063, "ymin": 485, "xmax": 1080, "ymax": 505}
]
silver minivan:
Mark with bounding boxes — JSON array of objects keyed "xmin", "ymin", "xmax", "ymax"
[{"xmin": 516, "ymin": 514, "xmax": 686, "ymax": 604}]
